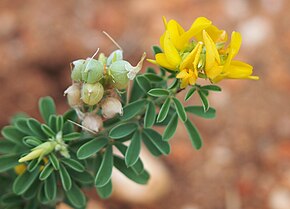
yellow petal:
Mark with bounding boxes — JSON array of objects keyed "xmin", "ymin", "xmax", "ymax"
[
  {"xmin": 224, "ymin": 32, "xmax": 242, "ymax": 70},
  {"xmin": 176, "ymin": 69, "xmax": 188, "ymax": 78},
  {"xmin": 155, "ymin": 53, "xmax": 176, "ymax": 70},
  {"xmin": 182, "ymin": 17, "xmax": 212, "ymax": 41},
  {"xmin": 146, "ymin": 59, "xmax": 157, "ymax": 65},
  {"xmin": 167, "ymin": 20, "xmax": 186, "ymax": 50},
  {"xmin": 226, "ymin": 60, "xmax": 257, "ymax": 79},
  {"xmin": 206, "ymin": 65, "xmax": 223, "ymax": 80},
  {"xmin": 180, "ymin": 77, "xmax": 189, "ymax": 88},
  {"xmin": 180, "ymin": 42, "xmax": 203, "ymax": 70},
  {"xmin": 195, "ymin": 25, "xmax": 227, "ymax": 43},
  {"xmin": 188, "ymin": 76, "xmax": 197, "ymax": 85},
  {"xmin": 164, "ymin": 31, "xmax": 181, "ymax": 67},
  {"xmin": 203, "ymin": 30, "xmax": 221, "ymax": 69}
]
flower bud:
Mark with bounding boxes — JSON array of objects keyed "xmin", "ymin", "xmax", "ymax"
[
  {"xmin": 107, "ymin": 49, "xmax": 123, "ymax": 66},
  {"xmin": 82, "ymin": 59, "xmax": 104, "ymax": 84},
  {"xmin": 19, "ymin": 141, "xmax": 56, "ymax": 163},
  {"xmin": 101, "ymin": 97, "xmax": 123, "ymax": 118},
  {"xmin": 108, "ymin": 60, "xmax": 130, "ymax": 89},
  {"xmin": 71, "ymin": 59, "xmax": 86, "ymax": 82},
  {"xmin": 81, "ymin": 82, "xmax": 104, "ymax": 105},
  {"xmin": 82, "ymin": 114, "xmax": 103, "ymax": 133},
  {"xmin": 64, "ymin": 83, "xmax": 82, "ymax": 107}
]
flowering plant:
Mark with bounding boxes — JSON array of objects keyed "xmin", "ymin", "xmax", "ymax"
[{"xmin": 0, "ymin": 17, "xmax": 258, "ymax": 209}]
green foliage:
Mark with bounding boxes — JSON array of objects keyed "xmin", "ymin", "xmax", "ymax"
[{"xmin": 0, "ymin": 49, "xmax": 223, "ymax": 209}]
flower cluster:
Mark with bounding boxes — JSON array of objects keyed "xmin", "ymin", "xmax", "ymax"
[
  {"xmin": 148, "ymin": 17, "xmax": 259, "ymax": 88},
  {"xmin": 64, "ymin": 50, "xmax": 146, "ymax": 133}
]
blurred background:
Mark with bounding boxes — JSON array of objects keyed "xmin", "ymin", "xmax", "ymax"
[{"xmin": 0, "ymin": 0, "xmax": 290, "ymax": 208}]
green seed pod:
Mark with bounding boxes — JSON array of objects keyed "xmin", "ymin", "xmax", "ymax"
[
  {"xmin": 107, "ymin": 49, "xmax": 123, "ymax": 66},
  {"xmin": 108, "ymin": 60, "xmax": 130, "ymax": 89},
  {"xmin": 82, "ymin": 59, "xmax": 104, "ymax": 84},
  {"xmin": 98, "ymin": 53, "xmax": 107, "ymax": 65},
  {"xmin": 81, "ymin": 82, "xmax": 104, "ymax": 105},
  {"xmin": 71, "ymin": 59, "xmax": 86, "ymax": 82}
]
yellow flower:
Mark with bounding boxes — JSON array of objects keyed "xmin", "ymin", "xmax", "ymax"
[
  {"xmin": 148, "ymin": 16, "xmax": 212, "ymax": 71},
  {"xmin": 202, "ymin": 31, "xmax": 259, "ymax": 82},
  {"xmin": 176, "ymin": 42, "xmax": 203, "ymax": 88},
  {"xmin": 14, "ymin": 164, "xmax": 27, "ymax": 175}
]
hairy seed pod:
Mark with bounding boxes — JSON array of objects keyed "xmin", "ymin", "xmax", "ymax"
[
  {"xmin": 107, "ymin": 49, "xmax": 123, "ymax": 66},
  {"xmin": 82, "ymin": 59, "xmax": 104, "ymax": 84},
  {"xmin": 71, "ymin": 59, "xmax": 86, "ymax": 82},
  {"xmin": 82, "ymin": 114, "xmax": 103, "ymax": 133},
  {"xmin": 64, "ymin": 83, "xmax": 82, "ymax": 107},
  {"xmin": 108, "ymin": 60, "xmax": 130, "ymax": 89},
  {"xmin": 101, "ymin": 97, "xmax": 123, "ymax": 118},
  {"xmin": 81, "ymin": 82, "xmax": 104, "ymax": 105}
]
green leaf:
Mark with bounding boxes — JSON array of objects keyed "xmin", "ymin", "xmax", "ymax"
[
  {"xmin": 48, "ymin": 115, "xmax": 57, "ymax": 133},
  {"xmin": 198, "ymin": 90, "xmax": 209, "ymax": 111},
  {"xmin": 142, "ymin": 133, "xmax": 162, "ymax": 157},
  {"xmin": 157, "ymin": 97, "xmax": 171, "ymax": 123},
  {"xmin": 146, "ymin": 67, "xmax": 156, "ymax": 74},
  {"xmin": 115, "ymin": 143, "xmax": 144, "ymax": 174},
  {"xmin": 61, "ymin": 158, "xmax": 84, "ymax": 172},
  {"xmin": 66, "ymin": 183, "xmax": 86, "ymax": 208},
  {"xmin": 22, "ymin": 180, "xmax": 38, "ymax": 200},
  {"xmin": 144, "ymin": 101, "xmax": 156, "ymax": 128},
  {"xmin": 95, "ymin": 146, "xmax": 113, "ymax": 187},
  {"xmin": 96, "ymin": 180, "xmax": 112, "ymax": 199},
  {"xmin": 114, "ymin": 156, "xmax": 149, "ymax": 185},
  {"xmin": 201, "ymin": 85, "xmax": 222, "ymax": 92},
  {"xmin": 109, "ymin": 122, "xmax": 138, "ymax": 139},
  {"xmin": 0, "ymin": 193, "xmax": 23, "ymax": 206},
  {"xmin": 0, "ymin": 154, "xmax": 19, "ymax": 172},
  {"xmin": 136, "ymin": 75, "xmax": 151, "ymax": 93},
  {"xmin": 48, "ymin": 153, "xmax": 59, "ymax": 170},
  {"xmin": 163, "ymin": 113, "xmax": 178, "ymax": 141},
  {"xmin": 122, "ymin": 99, "xmax": 147, "ymax": 120},
  {"xmin": 27, "ymin": 159, "xmax": 40, "ymax": 172},
  {"xmin": 168, "ymin": 78, "xmax": 178, "ymax": 90},
  {"xmin": 14, "ymin": 118, "xmax": 33, "ymax": 135},
  {"xmin": 39, "ymin": 97, "xmax": 56, "ymax": 124},
  {"xmin": 152, "ymin": 45, "xmax": 162, "ymax": 54},
  {"xmin": 59, "ymin": 164, "xmax": 72, "ymax": 191},
  {"xmin": 1, "ymin": 126, "xmax": 25, "ymax": 145},
  {"xmin": 144, "ymin": 73, "xmax": 163, "ymax": 82},
  {"xmin": 41, "ymin": 124, "xmax": 55, "ymax": 138},
  {"xmin": 37, "ymin": 183, "xmax": 49, "ymax": 204},
  {"xmin": 143, "ymin": 129, "xmax": 170, "ymax": 155},
  {"xmin": 148, "ymin": 88, "xmax": 170, "ymax": 97},
  {"xmin": 63, "ymin": 132, "xmax": 81, "ymax": 141},
  {"xmin": 70, "ymin": 170, "xmax": 94, "ymax": 185},
  {"xmin": 77, "ymin": 137, "xmax": 108, "ymax": 160},
  {"xmin": 44, "ymin": 172, "xmax": 56, "ymax": 201},
  {"xmin": 184, "ymin": 120, "xmax": 202, "ymax": 150},
  {"xmin": 0, "ymin": 140, "xmax": 17, "ymax": 154},
  {"xmin": 56, "ymin": 116, "xmax": 64, "ymax": 132},
  {"xmin": 13, "ymin": 168, "xmax": 40, "ymax": 195},
  {"xmin": 39, "ymin": 163, "xmax": 54, "ymax": 181},
  {"xmin": 125, "ymin": 131, "xmax": 141, "ymax": 167},
  {"xmin": 172, "ymin": 97, "xmax": 187, "ymax": 122},
  {"xmin": 23, "ymin": 136, "xmax": 42, "ymax": 147},
  {"xmin": 185, "ymin": 86, "xmax": 197, "ymax": 101},
  {"xmin": 185, "ymin": 106, "xmax": 216, "ymax": 119},
  {"xmin": 129, "ymin": 79, "xmax": 145, "ymax": 103},
  {"xmin": 27, "ymin": 119, "xmax": 46, "ymax": 139}
]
